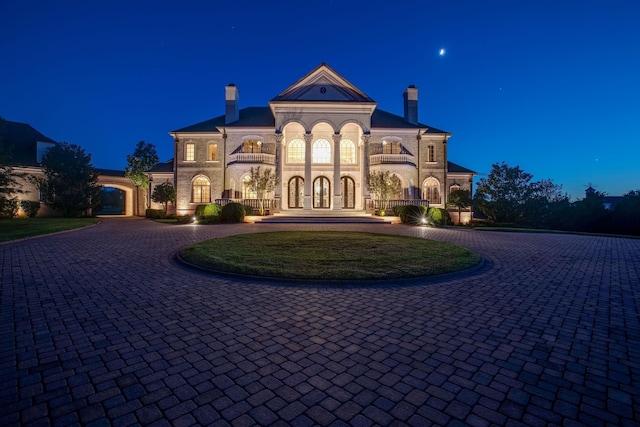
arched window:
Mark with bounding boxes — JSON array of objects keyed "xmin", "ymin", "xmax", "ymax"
[
  {"xmin": 243, "ymin": 175, "xmax": 257, "ymax": 199},
  {"xmin": 243, "ymin": 139, "xmax": 262, "ymax": 153},
  {"xmin": 313, "ymin": 176, "xmax": 330, "ymax": 208},
  {"xmin": 340, "ymin": 139, "xmax": 356, "ymax": 164},
  {"xmin": 423, "ymin": 178, "xmax": 440, "ymax": 204},
  {"xmin": 287, "ymin": 139, "xmax": 305, "ymax": 163},
  {"xmin": 192, "ymin": 176, "xmax": 211, "ymax": 203},
  {"xmin": 312, "ymin": 139, "xmax": 331, "ymax": 163},
  {"xmin": 288, "ymin": 176, "xmax": 304, "ymax": 208},
  {"xmin": 450, "ymin": 184, "xmax": 461, "ymax": 193}
]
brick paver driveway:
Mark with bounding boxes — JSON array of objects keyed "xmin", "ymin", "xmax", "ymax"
[{"xmin": 1, "ymin": 218, "xmax": 639, "ymax": 426}]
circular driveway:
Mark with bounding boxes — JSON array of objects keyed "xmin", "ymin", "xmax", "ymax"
[{"xmin": 1, "ymin": 218, "xmax": 638, "ymax": 426}]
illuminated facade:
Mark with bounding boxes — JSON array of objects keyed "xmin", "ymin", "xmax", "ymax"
[{"xmin": 150, "ymin": 64, "xmax": 475, "ymax": 221}]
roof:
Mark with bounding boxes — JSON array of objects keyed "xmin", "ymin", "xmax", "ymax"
[
  {"xmin": 0, "ymin": 119, "xmax": 57, "ymax": 166},
  {"xmin": 148, "ymin": 159, "xmax": 174, "ymax": 173},
  {"xmin": 172, "ymin": 107, "xmax": 449, "ymax": 134},
  {"xmin": 271, "ymin": 63, "xmax": 376, "ymax": 103},
  {"xmin": 448, "ymin": 161, "xmax": 477, "ymax": 174},
  {"xmin": 171, "ymin": 107, "xmax": 275, "ymax": 132},
  {"xmin": 370, "ymin": 109, "xmax": 449, "ymax": 133}
]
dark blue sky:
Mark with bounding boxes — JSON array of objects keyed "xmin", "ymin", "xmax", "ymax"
[{"xmin": 1, "ymin": 0, "xmax": 638, "ymax": 199}]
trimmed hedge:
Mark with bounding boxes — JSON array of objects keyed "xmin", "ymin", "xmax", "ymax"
[
  {"xmin": 145, "ymin": 208, "xmax": 165, "ymax": 219},
  {"xmin": 220, "ymin": 202, "xmax": 246, "ymax": 222},
  {"xmin": 395, "ymin": 205, "xmax": 429, "ymax": 225},
  {"xmin": 195, "ymin": 203, "xmax": 222, "ymax": 218}
]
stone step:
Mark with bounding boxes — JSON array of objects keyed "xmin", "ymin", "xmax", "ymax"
[{"xmin": 255, "ymin": 215, "xmax": 393, "ymax": 224}]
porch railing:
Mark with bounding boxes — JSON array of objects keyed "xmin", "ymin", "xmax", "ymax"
[
  {"xmin": 368, "ymin": 199, "xmax": 430, "ymax": 210},
  {"xmin": 215, "ymin": 198, "xmax": 278, "ymax": 212}
]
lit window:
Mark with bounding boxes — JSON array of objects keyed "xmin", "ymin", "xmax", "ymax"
[
  {"xmin": 427, "ymin": 145, "xmax": 435, "ymax": 162},
  {"xmin": 208, "ymin": 143, "xmax": 217, "ymax": 161},
  {"xmin": 287, "ymin": 139, "xmax": 305, "ymax": 163},
  {"xmin": 450, "ymin": 184, "xmax": 461, "ymax": 192},
  {"xmin": 243, "ymin": 175, "xmax": 257, "ymax": 199},
  {"xmin": 383, "ymin": 140, "xmax": 401, "ymax": 154},
  {"xmin": 192, "ymin": 176, "xmax": 211, "ymax": 203},
  {"xmin": 185, "ymin": 143, "xmax": 195, "ymax": 161},
  {"xmin": 423, "ymin": 178, "xmax": 440, "ymax": 204},
  {"xmin": 313, "ymin": 139, "xmax": 331, "ymax": 163},
  {"xmin": 243, "ymin": 140, "xmax": 262, "ymax": 153},
  {"xmin": 340, "ymin": 139, "xmax": 356, "ymax": 164}
]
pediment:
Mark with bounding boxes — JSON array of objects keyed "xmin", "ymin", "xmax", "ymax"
[{"xmin": 271, "ymin": 63, "xmax": 375, "ymax": 103}]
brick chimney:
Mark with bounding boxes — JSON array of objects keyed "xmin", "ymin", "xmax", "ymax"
[
  {"xmin": 403, "ymin": 85, "xmax": 418, "ymax": 125},
  {"xmin": 225, "ymin": 84, "xmax": 239, "ymax": 124}
]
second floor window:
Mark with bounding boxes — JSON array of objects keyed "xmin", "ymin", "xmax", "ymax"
[
  {"xmin": 208, "ymin": 143, "xmax": 217, "ymax": 161},
  {"xmin": 340, "ymin": 139, "xmax": 356, "ymax": 164},
  {"xmin": 185, "ymin": 143, "xmax": 195, "ymax": 161},
  {"xmin": 287, "ymin": 139, "xmax": 305, "ymax": 163},
  {"xmin": 383, "ymin": 140, "xmax": 401, "ymax": 154},
  {"xmin": 313, "ymin": 139, "xmax": 331, "ymax": 163},
  {"xmin": 427, "ymin": 145, "xmax": 435, "ymax": 162},
  {"xmin": 243, "ymin": 140, "xmax": 262, "ymax": 153}
]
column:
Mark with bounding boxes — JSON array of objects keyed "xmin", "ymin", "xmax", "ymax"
[
  {"xmin": 361, "ymin": 134, "xmax": 371, "ymax": 208},
  {"xmin": 332, "ymin": 134, "xmax": 342, "ymax": 210},
  {"xmin": 303, "ymin": 133, "xmax": 313, "ymax": 210},
  {"xmin": 274, "ymin": 133, "xmax": 283, "ymax": 209}
]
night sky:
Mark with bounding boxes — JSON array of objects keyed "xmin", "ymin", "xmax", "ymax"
[{"xmin": 1, "ymin": 0, "xmax": 638, "ymax": 199}]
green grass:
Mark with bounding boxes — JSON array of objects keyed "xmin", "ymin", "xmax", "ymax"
[
  {"xmin": 180, "ymin": 231, "xmax": 481, "ymax": 281},
  {"xmin": 0, "ymin": 217, "xmax": 100, "ymax": 242}
]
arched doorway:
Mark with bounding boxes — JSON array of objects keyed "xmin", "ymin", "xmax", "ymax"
[
  {"xmin": 313, "ymin": 176, "xmax": 330, "ymax": 209},
  {"xmin": 341, "ymin": 176, "xmax": 355, "ymax": 209},
  {"xmin": 97, "ymin": 186, "xmax": 126, "ymax": 215},
  {"xmin": 288, "ymin": 176, "xmax": 304, "ymax": 208}
]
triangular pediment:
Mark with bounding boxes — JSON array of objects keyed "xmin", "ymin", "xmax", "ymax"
[{"xmin": 271, "ymin": 63, "xmax": 375, "ymax": 103}]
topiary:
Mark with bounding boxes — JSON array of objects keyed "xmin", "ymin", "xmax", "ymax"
[
  {"xmin": 203, "ymin": 203, "xmax": 222, "ymax": 218},
  {"xmin": 220, "ymin": 202, "xmax": 246, "ymax": 222},
  {"xmin": 145, "ymin": 208, "xmax": 165, "ymax": 219}
]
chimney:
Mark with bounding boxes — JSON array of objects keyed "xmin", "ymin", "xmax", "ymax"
[
  {"xmin": 403, "ymin": 85, "xmax": 418, "ymax": 125},
  {"xmin": 225, "ymin": 83, "xmax": 239, "ymax": 124}
]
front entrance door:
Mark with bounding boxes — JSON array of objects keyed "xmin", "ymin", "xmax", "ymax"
[{"xmin": 313, "ymin": 176, "xmax": 330, "ymax": 209}]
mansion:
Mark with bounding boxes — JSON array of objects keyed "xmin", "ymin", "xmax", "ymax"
[{"xmin": 149, "ymin": 63, "xmax": 476, "ymax": 221}]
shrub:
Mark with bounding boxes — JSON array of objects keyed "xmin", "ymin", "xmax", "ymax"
[
  {"xmin": 0, "ymin": 198, "xmax": 19, "ymax": 218},
  {"xmin": 177, "ymin": 215, "xmax": 193, "ymax": 224},
  {"xmin": 20, "ymin": 200, "xmax": 41, "ymax": 218},
  {"xmin": 398, "ymin": 205, "xmax": 428, "ymax": 225},
  {"xmin": 428, "ymin": 207, "xmax": 451, "ymax": 225},
  {"xmin": 243, "ymin": 204, "xmax": 255, "ymax": 215},
  {"xmin": 392, "ymin": 205, "xmax": 405, "ymax": 216},
  {"xmin": 145, "ymin": 208, "xmax": 165, "ymax": 219},
  {"xmin": 195, "ymin": 203, "xmax": 222, "ymax": 219},
  {"xmin": 220, "ymin": 202, "xmax": 246, "ymax": 222}
]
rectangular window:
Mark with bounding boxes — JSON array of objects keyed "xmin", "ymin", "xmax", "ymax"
[
  {"xmin": 243, "ymin": 140, "xmax": 261, "ymax": 153},
  {"xmin": 208, "ymin": 143, "xmax": 217, "ymax": 161},
  {"xmin": 185, "ymin": 143, "xmax": 195, "ymax": 161},
  {"xmin": 427, "ymin": 145, "xmax": 435, "ymax": 162}
]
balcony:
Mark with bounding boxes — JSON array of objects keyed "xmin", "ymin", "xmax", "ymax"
[
  {"xmin": 228, "ymin": 152, "xmax": 276, "ymax": 164},
  {"xmin": 369, "ymin": 153, "xmax": 414, "ymax": 165}
]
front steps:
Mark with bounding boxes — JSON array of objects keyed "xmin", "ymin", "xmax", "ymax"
[{"xmin": 251, "ymin": 211, "xmax": 397, "ymax": 224}]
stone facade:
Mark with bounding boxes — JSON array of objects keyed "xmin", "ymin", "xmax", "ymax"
[{"xmin": 151, "ymin": 64, "xmax": 475, "ymax": 221}]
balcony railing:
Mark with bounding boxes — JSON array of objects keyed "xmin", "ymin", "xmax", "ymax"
[
  {"xmin": 215, "ymin": 198, "xmax": 278, "ymax": 213},
  {"xmin": 369, "ymin": 153, "xmax": 413, "ymax": 165},
  {"xmin": 229, "ymin": 152, "xmax": 276, "ymax": 164}
]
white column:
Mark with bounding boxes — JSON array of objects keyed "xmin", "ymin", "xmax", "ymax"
[
  {"xmin": 332, "ymin": 134, "xmax": 342, "ymax": 210},
  {"xmin": 274, "ymin": 133, "xmax": 283, "ymax": 210},
  {"xmin": 303, "ymin": 133, "xmax": 313, "ymax": 210},
  {"xmin": 361, "ymin": 134, "xmax": 371, "ymax": 209}
]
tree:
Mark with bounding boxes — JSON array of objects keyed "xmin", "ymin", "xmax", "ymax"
[
  {"xmin": 366, "ymin": 170, "xmax": 401, "ymax": 215},
  {"xmin": 447, "ymin": 189, "xmax": 472, "ymax": 225},
  {"xmin": 522, "ymin": 179, "xmax": 569, "ymax": 228},
  {"xmin": 0, "ymin": 118, "xmax": 25, "ymax": 217},
  {"xmin": 151, "ymin": 182, "xmax": 177, "ymax": 215},
  {"xmin": 125, "ymin": 141, "xmax": 159, "ymax": 211},
  {"xmin": 34, "ymin": 142, "xmax": 101, "ymax": 217},
  {"xmin": 611, "ymin": 190, "xmax": 640, "ymax": 235},
  {"xmin": 245, "ymin": 166, "xmax": 278, "ymax": 215},
  {"xmin": 474, "ymin": 162, "xmax": 536, "ymax": 223}
]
